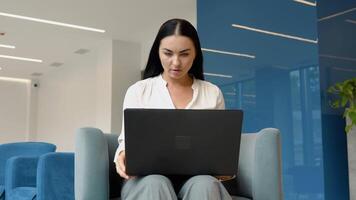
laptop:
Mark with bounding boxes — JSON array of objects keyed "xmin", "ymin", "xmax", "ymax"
[{"xmin": 124, "ymin": 109, "xmax": 243, "ymax": 176}]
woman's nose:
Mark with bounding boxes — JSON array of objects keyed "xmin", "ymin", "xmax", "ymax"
[{"xmin": 172, "ymin": 56, "xmax": 181, "ymax": 66}]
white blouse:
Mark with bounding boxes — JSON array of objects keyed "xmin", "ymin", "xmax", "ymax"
[{"xmin": 114, "ymin": 74, "xmax": 225, "ymax": 163}]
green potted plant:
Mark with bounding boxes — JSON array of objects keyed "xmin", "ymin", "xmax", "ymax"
[
  {"xmin": 328, "ymin": 77, "xmax": 356, "ymax": 133},
  {"xmin": 328, "ymin": 77, "xmax": 356, "ymax": 199}
]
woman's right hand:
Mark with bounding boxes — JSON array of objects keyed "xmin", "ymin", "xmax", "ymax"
[{"xmin": 116, "ymin": 151, "xmax": 131, "ymax": 180}]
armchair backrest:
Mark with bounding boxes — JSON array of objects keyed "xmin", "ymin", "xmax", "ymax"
[
  {"xmin": 37, "ymin": 152, "xmax": 75, "ymax": 200},
  {"xmin": 0, "ymin": 142, "xmax": 56, "ymax": 185}
]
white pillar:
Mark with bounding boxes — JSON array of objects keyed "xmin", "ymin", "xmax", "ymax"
[{"xmin": 95, "ymin": 39, "xmax": 141, "ymax": 134}]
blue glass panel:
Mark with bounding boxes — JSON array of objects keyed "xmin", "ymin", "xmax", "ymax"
[
  {"xmin": 198, "ymin": 0, "xmax": 327, "ymax": 199},
  {"xmin": 317, "ymin": 0, "xmax": 356, "ymax": 199}
]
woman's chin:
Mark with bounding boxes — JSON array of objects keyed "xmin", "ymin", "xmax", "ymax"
[
  {"xmin": 163, "ymin": 71, "xmax": 189, "ymax": 81},
  {"xmin": 168, "ymin": 72, "xmax": 184, "ymax": 79}
]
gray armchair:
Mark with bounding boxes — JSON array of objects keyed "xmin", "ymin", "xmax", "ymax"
[{"xmin": 75, "ymin": 127, "xmax": 282, "ymax": 200}]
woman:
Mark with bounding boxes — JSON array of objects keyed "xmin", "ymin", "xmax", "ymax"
[{"xmin": 114, "ymin": 18, "xmax": 232, "ymax": 200}]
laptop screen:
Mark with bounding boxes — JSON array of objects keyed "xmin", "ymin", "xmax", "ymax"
[{"xmin": 124, "ymin": 109, "xmax": 243, "ymax": 176}]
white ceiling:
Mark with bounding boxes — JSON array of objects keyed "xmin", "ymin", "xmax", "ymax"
[{"xmin": 0, "ymin": 0, "xmax": 196, "ymax": 79}]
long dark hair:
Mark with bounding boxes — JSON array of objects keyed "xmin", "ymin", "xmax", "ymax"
[{"xmin": 143, "ymin": 18, "xmax": 204, "ymax": 80}]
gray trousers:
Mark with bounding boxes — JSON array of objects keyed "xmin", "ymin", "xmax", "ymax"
[{"xmin": 121, "ymin": 175, "xmax": 232, "ymax": 200}]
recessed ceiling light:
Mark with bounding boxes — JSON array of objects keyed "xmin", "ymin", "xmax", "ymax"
[
  {"xmin": 0, "ymin": 12, "xmax": 106, "ymax": 33},
  {"xmin": 204, "ymin": 72, "xmax": 233, "ymax": 78},
  {"xmin": 0, "ymin": 54, "xmax": 42, "ymax": 63},
  {"xmin": 293, "ymin": 0, "xmax": 316, "ymax": 7},
  {"xmin": 0, "ymin": 76, "xmax": 31, "ymax": 83},
  {"xmin": 31, "ymin": 72, "xmax": 43, "ymax": 76},
  {"xmin": 318, "ymin": 7, "xmax": 356, "ymax": 22},
  {"xmin": 232, "ymin": 23, "xmax": 318, "ymax": 44},
  {"xmin": 202, "ymin": 48, "xmax": 255, "ymax": 59},
  {"xmin": 0, "ymin": 44, "xmax": 15, "ymax": 49},
  {"xmin": 74, "ymin": 48, "xmax": 90, "ymax": 55},
  {"xmin": 49, "ymin": 62, "xmax": 64, "ymax": 67}
]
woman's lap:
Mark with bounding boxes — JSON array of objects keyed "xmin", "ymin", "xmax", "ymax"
[{"xmin": 121, "ymin": 175, "xmax": 232, "ymax": 200}]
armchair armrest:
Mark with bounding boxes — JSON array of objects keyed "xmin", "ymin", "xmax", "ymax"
[
  {"xmin": 237, "ymin": 128, "xmax": 283, "ymax": 200},
  {"xmin": 75, "ymin": 127, "xmax": 110, "ymax": 200},
  {"xmin": 5, "ymin": 156, "xmax": 38, "ymax": 199},
  {"xmin": 37, "ymin": 152, "xmax": 74, "ymax": 200},
  {"xmin": 253, "ymin": 128, "xmax": 283, "ymax": 200}
]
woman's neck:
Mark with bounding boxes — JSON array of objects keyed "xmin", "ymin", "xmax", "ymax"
[{"xmin": 162, "ymin": 73, "xmax": 193, "ymax": 88}]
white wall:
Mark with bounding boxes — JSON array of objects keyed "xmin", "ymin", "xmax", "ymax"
[
  {"xmin": 111, "ymin": 40, "xmax": 141, "ymax": 134},
  {"xmin": 95, "ymin": 39, "xmax": 141, "ymax": 134},
  {"xmin": 96, "ymin": 40, "xmax": 113, "ymax": 133},
  {"xmin": 0, "ymin": 79, "xmax": 30, "ymax": 143},
  {"xmin": 35, "ymin": 52, "xmax": 97, "ymax": 151},
  {"xmin": 141, "ymin": 40, "xmax": 153, "ymax": 70},
  {"xmin": 34, "ymin": 40, "xmax": 141, "ymax": 151},
  {"xmin": 27, "ymin": 80, "xmax": 39, "ymax": 141}
]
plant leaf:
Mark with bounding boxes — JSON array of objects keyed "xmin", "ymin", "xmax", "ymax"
[
  {"xmin": 329, "ymin": 78, "xmax": 356, "ymax": 134},
  {"xmin": 346, "ymin": 124, "xmax": 352, "ymax": 134},
  {"xmin": 328, "ymin": 86, "xmax": 337, "ymax": 93},
  {"xmin": 341, "ymin": 96, "xmax": 348, "ymax": 107},
  {"xmin": 332, "ymin": 100, "xmax": 340, "ymax": 108},
  {"xmin": 349, "ymin": 110, "xmax": 356, "ymax": 123}
]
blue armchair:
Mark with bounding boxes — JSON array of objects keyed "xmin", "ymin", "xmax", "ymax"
[
  {"xmin": 0, "ymin": 142, "xmax": 56, "ymax": 200},
  {"xmin": 75, "ymin": 127, "xmax": 283, "ymax": 200},
  {"xmin": 36, "ymin": 152, "xmax": 74, "ymax": 200},
  {"xmin": 4, "ymin": 152, "xmax": 74, "ymax": 200}
]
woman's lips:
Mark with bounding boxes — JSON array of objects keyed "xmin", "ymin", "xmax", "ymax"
[{"xmin": 170, "ymin": 69, "xmax": 182, "ymax": 76}]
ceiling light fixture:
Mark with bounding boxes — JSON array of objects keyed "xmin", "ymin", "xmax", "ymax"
[
  {"xmin": 318, "ymin": 7, "xmax": 356, "ymax": 22},
  {"xmin": 0, "ymin": 12, "xmax": 106, "ymax": 33},
  {"xmin": 225, "ymin": 92, "xmax": 237, "ymax": 96},
  {"xmin": 204, "ymin": 72, "xmax": 233, "ymax": 78},
  {"xmin": 0, "ymin": 54, "xmax": 43, "ymax": 63},
  {"xmin": 232, "ymin": 23, "xmax": 318, "ymax": 44},
  {"xmin": 345, "ymin": 19, "xmax": 356, "ymax": 25},
  {"xmin": 293, "ymin": 0, "xmax": 316, "ymax": 7},
  {"xmin": 0, "ymin": 67, "xmax": 2, "ymax": 70},
  {"xmin": 319, "ymin": 54, "xmax": 356, "ymax": 62},
  {"xmin": 332, "ymin": 67, "xmax": 356, "ymax": 72},
  {"xmin": 0, "ymin": 44, "xmax": 15, "ymax": 49},
  {"xmin": 202, "ymin": 48, "xmax": 255, "ymax": 59},
  {"xmin": 0, "ymin": 76, "xmax": 31, "ymax": 83}
]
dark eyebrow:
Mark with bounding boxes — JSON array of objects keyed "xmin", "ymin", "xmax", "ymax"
[
  {"xmin": 179, "ymin": 49, "xmax": 191, "ymax": 53},
  {"xmin": 162, "ymin": 48, "xmax": 191, "ymax": 53},
  {"xmin": 162, "ymin": 48, "xmax": 173, "ymax": 52}
]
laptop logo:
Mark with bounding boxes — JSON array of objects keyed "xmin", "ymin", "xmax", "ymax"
[{"xmin": 175, "ymin": 136, "xmax": 191, "ymax": 150}]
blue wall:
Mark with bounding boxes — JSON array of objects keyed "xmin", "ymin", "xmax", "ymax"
[
  {"xmin": 318, "ymin": 0, "xmax": 356, "ymax": 199},
  {"xmin": 198, "ymin": 0, "xmax": 355, "ymax": 199}
]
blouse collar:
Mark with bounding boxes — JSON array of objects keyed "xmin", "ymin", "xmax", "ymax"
[{"xmin": 158, "ymin": 74, "xmax": 198, "ymax": 90}]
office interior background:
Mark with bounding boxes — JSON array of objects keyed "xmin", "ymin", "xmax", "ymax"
[{"xmin": 0, "ymin": 0, "xmax": 355, "ymax": 199}]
